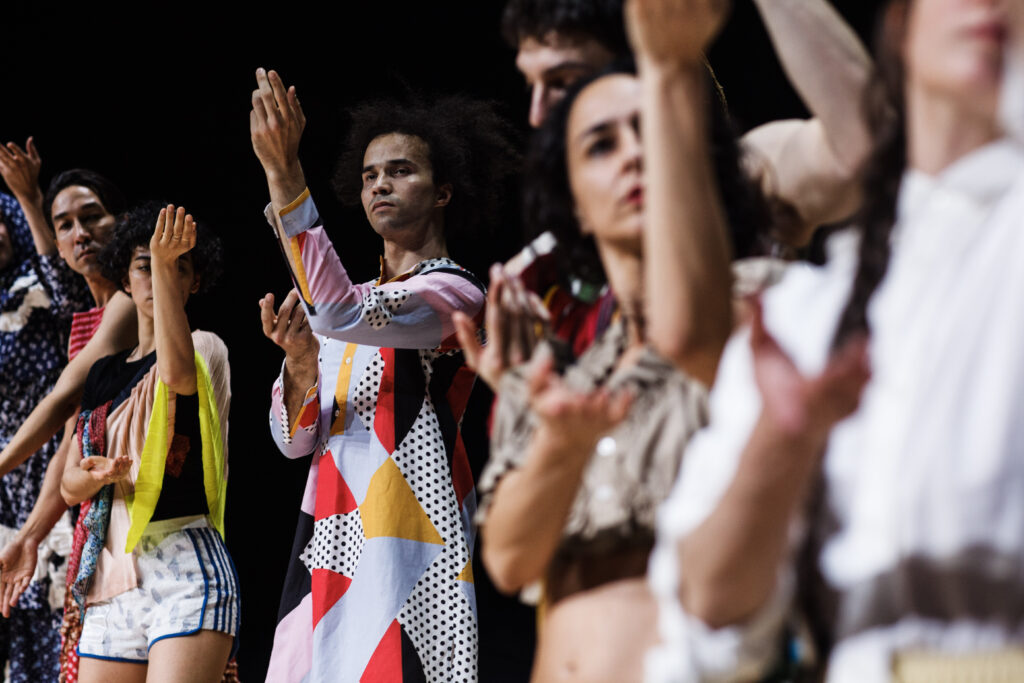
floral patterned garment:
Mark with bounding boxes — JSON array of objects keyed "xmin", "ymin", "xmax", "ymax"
[{"xmin": 0, "ymin": 193, "xmax": 90, "ymax": 683}]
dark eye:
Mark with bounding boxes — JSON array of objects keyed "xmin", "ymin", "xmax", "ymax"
[
  {"xmin": 586, "ymin": 136, "xmax": 615, "ymax": 157},
  {"xmin": 393, "ymin": 167, "xmax": 410, "ymax": 176},
  {"xmin": 57, "ymin": 221, "xmax": 72, "ymax": 233}
]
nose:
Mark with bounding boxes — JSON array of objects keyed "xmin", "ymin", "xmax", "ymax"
[
  {"xmin": 528, "ymin": 84, "xmax": 548, "ymax": 129},
  {"xmin": 621, "ymin": 126, "xmax": 643, "ymax": 174},
  {"xmin": 371, "ymin": 173, "xmax": 391, "ymax": 196},
  {"xmin": 72, "ymin": 220, "xmax": 93, "ymax": 244}
]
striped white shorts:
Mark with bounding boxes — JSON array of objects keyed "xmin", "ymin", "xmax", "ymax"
[{"xmin": 77, "ymin": 516, "xmax": 240, "ymax": 662}]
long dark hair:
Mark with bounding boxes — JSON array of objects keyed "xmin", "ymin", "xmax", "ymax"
[
  {"xmin": 523, "ymin": 60, "xmax": 768, "ymax": 286},
  {"xmin": 830, "ymin": 1, "xmax": 908, "ymax": 350}
]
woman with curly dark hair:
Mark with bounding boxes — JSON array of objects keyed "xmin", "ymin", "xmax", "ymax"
[
  {"xmin": 463, "ymin": 0, "xmax": 780, "ymax": 678},
  {"xmin": 651, "ymin": 0, "xmax": 1024, "ymax": 680},
  {"xmin": 60, "ymin": 202, "xmax": 235, "ymax": 682}
]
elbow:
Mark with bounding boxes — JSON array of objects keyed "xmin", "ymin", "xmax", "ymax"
[
  {"xmin": 481, "ymin": 538, "xmax": 541, "ymax": 596},
  {"xmin": 649, "ymin": 325, "xmax": 727, "ymax": 384},
  {"xmin": 60, "ymin": 483, "xmax": 81, "ymax": 508},
  {"xmin": 679, "ymin": 574, "xmax": 771, "ymax": 631}
]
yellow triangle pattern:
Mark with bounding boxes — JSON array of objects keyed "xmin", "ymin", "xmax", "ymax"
[
  {"xmin": 359, "ymin": 458, "xmax": 443, "ymax": 545},
  {"xmin": 456, "ymin": 559, "xmax": 474, "ymax": 583}
]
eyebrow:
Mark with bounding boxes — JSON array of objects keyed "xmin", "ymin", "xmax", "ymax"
[
  {"xmin": 52, "ymin": 201, "xmax": 105, "ymax": 222},
  {"xmin": 542, "ymin": 61, "xmax": 592, "ymax": 78},
  {"xmin": 577, "ymin": 120, "xmax": 616, "ymax": 145},
  {"xmin": 362, "ymin": 158, "xmax": 416, "ymax": 174}
]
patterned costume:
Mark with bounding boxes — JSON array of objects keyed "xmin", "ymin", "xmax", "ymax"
[
  {"xmin": 0, "ymin": 193, "xmax": 90, "ymax": 682},
  {"xmin": 265, "ymin": 190, "xmax": 485, "ymax": 682}
]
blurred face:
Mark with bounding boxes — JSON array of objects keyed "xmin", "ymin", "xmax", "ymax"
[
  {"xmin": 51, "ymin": 185, "xmax": 116, "ymax": 279},
  {"xmin": 516, "ymin": 32, "xmax": 615, "ymax": 128},
  {"xmin": 0, "ymin": 220, "xmax": 12, "ymax": 271},
  {"xmin": 566, "ymin": 74, "xmax": 645, "ymax": 251},
  {"xmin": 123, "ymin": 246, "xmax": 199, "ymax": 319},
  {"xmin": 904, "ymin": 0, "xmax": 1008, "ymax": 118},
  {"xmin": 360, "ymin": 133, "xmax": 451, "ymax": 241}
]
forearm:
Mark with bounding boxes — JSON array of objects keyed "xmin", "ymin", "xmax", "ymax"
[
  {"xmin": 152, "ymin": 261, "xmax": 196, "ymax": 394},
  {"xmin": 18, "ymin": 429, "xmax": 72, "ymax": 544},
  {"xmin": 0, "ymin": 391, "xmax": 79, "ymax": 477},
  {"xmin": 282, "ymin": 354, "xmax": 318, "ymax": 423},
  {"xmin": 752, "ymin": 0, "xmax": 871, "ymax": 170},
  {"xmin": 679, "ymin": 413, "xmax": 824, "ymax": 628},
  {"xmin": 482, "ymin": 427, "xmax": 591, "ymax": 594},
  {"xmin": 14, "ymin": 189, "xmax": 56, "ymax": 256},
  {"xmin": 640, "ymin": 62, "xmax": 732, "ymax": 385}
]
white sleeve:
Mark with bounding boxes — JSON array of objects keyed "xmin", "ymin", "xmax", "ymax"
[{"xmin": 645, "ymin": 328, "xmax": 796, "ymax": 683}]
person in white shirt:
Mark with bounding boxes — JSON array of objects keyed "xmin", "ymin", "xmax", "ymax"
[{"xmin": 647, "ymin": 1, "xmax": 1024, "ymax": 681}]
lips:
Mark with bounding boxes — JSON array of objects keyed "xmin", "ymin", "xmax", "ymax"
[
  {"xmin": 372, "ymin": 201, "xmax": 396, "ymax": 212},
  {"xmin": 624, "ymin": 185, "xmax": 644, "ymax": 207}
]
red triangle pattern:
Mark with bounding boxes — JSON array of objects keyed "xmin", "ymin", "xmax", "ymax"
[
  {"xmin": 315, "ymin": 449, "xmax": 359, "ymax": 519},
  {"xmin": 361, "ymin": 618, "xmax": 402, "ymax": 682},
  {"xmin": 374, "ymin": 348, "xmax": 396, "ymax": 454},
  {"xmin": 311, "ymin": 568, "xmax": 352, "ymax": 629}
]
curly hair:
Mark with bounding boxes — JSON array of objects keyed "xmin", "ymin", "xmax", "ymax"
[
  {"xmin": 99, "ymin": 200, "xmax": 223, "ymax": 294},
  {"xmin": 332, "ymin": 95, "xmax": 521, "ymax": 247},
  {"xmin": 43, "ymin": 168, "xmax": 126, "ymax": 231},
  {"xmin": 501, "ymin": 0, "xmax": 630, "ymax": 58},
  {"xmin": 523, "ymin": 61, "xmax": 768, "ymax": 286}
]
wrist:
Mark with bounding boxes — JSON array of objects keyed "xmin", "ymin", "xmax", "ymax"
[
  {"xmin": 13, "ymin": 186, "xmax": 43, "ymax": 206},
  {"xmin": 264, "ymin": 161, "xmax": 304, "ymax": 185},
  {"xmin": 532, "ymin": 423, "xmax": 598, "ymax": 465},
  {"xmin": 637, "ymin": 55, "xmax": 707, "ymax": 81}
]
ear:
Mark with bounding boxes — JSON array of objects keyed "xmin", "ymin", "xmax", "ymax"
[
  {"xmin": 435, "ymin": 183, "xmax": 453, "ymax": 208},
  {"xmin": 190, "ymin": 273, "xmax": 201, "ymax": 295},
  {"xmin": 122, "ymin": 275, "xmax": 132, "ymax": 294}
]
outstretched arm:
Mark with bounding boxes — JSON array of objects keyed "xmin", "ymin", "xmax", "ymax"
[
  {"xmin": 150, "ymin": 206, "xmax": 198, "ymax": 395},
  {"xmin": 627, "ymin": 0, "xmax": 734, "ymax": 386},
  {"xmin": 678, "ymin": 304, "xmax": 869, "ymax": 627},
  {"xmin": 482, "ymin": 347, "xmax": 631, "ymax": 593},
  {"xmin": 0, "ymin": 423, "xmax": 73, "ymax": 617},
  {"xmin": 0, "ymin": 137, "xmax": 54, "ymax": 255},
  {"xmin": 744, "ymin": 0, "xmax": 873, "ymax": 244},
  {"xmin": 0, "ymin": 292, "xmax": 136, "ymax": 477}
]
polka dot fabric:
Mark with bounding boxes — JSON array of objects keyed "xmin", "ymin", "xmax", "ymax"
[{"xmin": 267, "ymin": 256, "xmax": 486, "ymax": 682}]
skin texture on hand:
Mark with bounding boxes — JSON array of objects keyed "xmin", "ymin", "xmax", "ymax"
[
  {"xmin": 0, "ymin": 138, "xmax": 42, "ymax": 201},
  {"xmin": 453, "ymin": 263, "xmax": 550, "ymax": 392},
  {"xmin": 627, "ymin": 0, "xmax": 730, "ymax": 67},
  {"xmin": 260, "ymin": 289, "xmax": 319, "ymax": 422},
  {"xmin": 0, "ymin": 536, "xmax": 36, "ymax": 618}
]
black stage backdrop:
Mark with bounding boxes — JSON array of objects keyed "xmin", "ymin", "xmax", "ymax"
[{"xmin": 7, "ymin": 2, "xmax": 881, "ymax": 680}]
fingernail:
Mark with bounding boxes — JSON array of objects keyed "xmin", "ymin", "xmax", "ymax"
[{"xmin": 257, "ymin": 67, "xmax": 265, "ymax": 75}]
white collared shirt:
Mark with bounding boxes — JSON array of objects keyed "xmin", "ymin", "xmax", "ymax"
[{"xmin": 647, "ymin": 138, "xmax": 1024, "ymax": 683}]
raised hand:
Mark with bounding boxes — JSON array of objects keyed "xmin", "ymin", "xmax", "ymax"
[
  {"xmin": 453, "ymin": 264, "xmax": 550, "ymax": 391},
  {"xmin": 0, "ymin": 536, "xmax": 36, "ymax": 618},
  {"xmin": 750, "ymin": 298, "xmax": 870, "ymax": 439},
  {"xmin": 150, "ymin": 205, "xmax": 196, "ymax": 266},
  {"xmin": 626, "ymin": 0, "xmax": 730, "ymax": 66},
  {"xmin": 260, "ymin": 289, "xmax": 319, "ymax": 365},
  {"xmin": 79, "ymin": 455, "xmax": 132, "ymax": 486},
  {"xmin": 0, "ymin": 137, "xmax": 42, "ymax": 202},
  {"xmin": 250, "ymin": 68, "xmax": 306, "ymax": 181},
  {"xmin": 525, "ymin": 345, "xmax": 633, "ymax": 455}
]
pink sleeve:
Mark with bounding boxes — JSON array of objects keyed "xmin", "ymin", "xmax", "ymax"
[{"xmin": 273, "ymin": 190, "xmax": 485, "ymax": 350}]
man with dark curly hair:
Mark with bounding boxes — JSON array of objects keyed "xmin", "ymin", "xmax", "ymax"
[{"xmin": 249, "ymin": 68, "xmax": 518, "ymax": 683}]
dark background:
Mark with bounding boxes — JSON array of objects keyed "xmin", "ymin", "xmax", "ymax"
[{"xmin": 6, "ymin": 2, "xmax": 883, "ymax": 680}]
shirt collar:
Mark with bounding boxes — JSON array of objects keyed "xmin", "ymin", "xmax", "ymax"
[
  {"xmin": 899, "ymin": 137, "xmax": 1024, "ymax": 220},
  {"xmin": 375, "ymin": 255, "xmax": 458, "ymax": 285}
]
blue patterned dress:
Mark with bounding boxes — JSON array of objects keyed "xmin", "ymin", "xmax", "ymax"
[{"xmin": 0, "ymin": 193, "xmax": 91, "ymax": 682}]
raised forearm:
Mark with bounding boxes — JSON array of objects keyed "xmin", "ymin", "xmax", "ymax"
[
  {"xmin": 14, "ymin": 189, "xmax": 56, "ymax": 256},
  {"xmin": 640, "ymin": 62, "xmax": 732, "ymax": 385},
  {"xmin": 482, "ymin": 427, "xmax": 592, "ymax": 594},
  {"xmin": 753, "ymin": 0, "xmax": 871, "ymax": 170},
  {"xmin": 679, "ymin": 413, "xmax": 824, "ymax": 628},
  {"xmin": 152, "ymin": 260, "xmax": 196, "ymax": 394}
]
